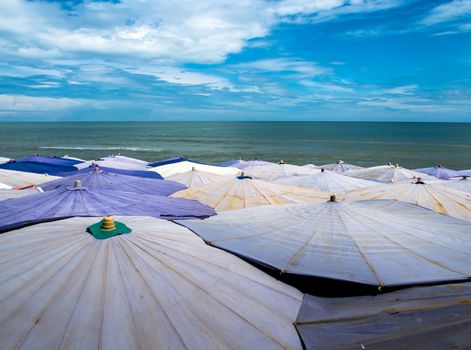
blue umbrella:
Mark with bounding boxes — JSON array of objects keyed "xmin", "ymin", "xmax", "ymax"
[
  {"xmin": 39, "ymin": 168, "xmax": 185, "ymax": 195},
  {"xmin": 15, "ymin": 155, "xmax": 83, "ymax": 167},
  {"xmin": 0, "ymin": 183, "xmax": 215, "ymax": 232},
  {"xmin": 414, "ymin": 165, "xmax": 461, "ymax": 179},
  {"xmin": 57, "ymin": 164, "xmax": 163, "ymax": 179},
  {"xmin": 0, "ymin": 160, "xmax": 76, "ymax": 175},
  {"xmin": 148, "ymin": 156, "xmax": 187, "ymax": 167}
]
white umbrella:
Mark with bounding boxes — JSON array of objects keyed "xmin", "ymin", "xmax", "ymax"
[
  {"xmin": 318, "ymin": 160, "xmax": 363, "ymax": 173},
  {"xmin": 302, "ymin": 163, "xmax": 317, "ymax": 169},
  {"xmin": 0, "ymin": 216, "xmax": 302, "ymax": 350},
  {"xmin": 150, "ymin": 161, "xmax": 240, "ymax": 178},
  {"xmin": 167, "ymin": 168, "xmax": 230, "ymax": 188},
  {"xmin": 0, "ymin": 157, "xmax": 10, "ymax": 164},
  {"xmin": 0, "ymin": 169, "xmax": 59, "ymax": 188},
  {"xmin": 295, "ymin": 283, "xmax": 471, "ymax": 350},
  {"xmin": 172, "ymin": 177, "xmax": 331, "ymax": 212},
  {"xmin": 275, "ymin": 169, "xmax": 379, "ymax": 193},
  {"xmin": 101, "ymin": 154, "xmax": 149, "ymax": 166},
  {"xmin": 0, "ymin": 188, "xmax": 42, "ymax": 201},
  {"xmin": 76, "ymin": 159, "xmax": 149, "ymax": 170},
  {"xmin": 345, "ymin": 164, "xmax": 435, "ymax": 183},
  {"xmin": 433, "ymin": 176, "xmax": 471, "ymax": 194},
  {"xmin": 0, "ymin": 183, "xmax": 12, "ymax": 190},
  {"xmin": 245, "ymin": 162, "xmax": 319, "ymax": 181},
  {"xmin": 347, "ymin": 178, "xmax": 471, "ymax": 222},
  {"xmin": 179, "ymin": 198, "xmax": 471, "ymax": 287}
]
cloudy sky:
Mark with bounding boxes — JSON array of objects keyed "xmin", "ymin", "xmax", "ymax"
[{"xmin": 0, "ymin": 0, "xmax": 470, "ymax": 121}]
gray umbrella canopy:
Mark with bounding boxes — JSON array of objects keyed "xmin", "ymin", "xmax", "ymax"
[
  {"xmin": 318, "ymin": 160, "xmax": 363, "ymax": 173},
  {"xmin": 179, "ymin": 199, "xmax": 471, "ymax": 287},
  {"xmin": 167, "ymin": 169, "xmax": 229, "ymax": 188},
  {"xmin": 295, "ymin": 283, "xmax": 471, "ymax": 350},
  {"xmin": 433, "ymin": 176, "xmax": 471, "ymax": 194},
  {"xmin": 0, "ymin": 216, "xmax": 303, "ymax": 350},
  {"xmin": 244, "ymin": 163, "xmax": 319, "ymax": 181},
  {"xmin": 345, "ymin": 164, "xmax": 436, "ymax": 183},
  {"xmin": 275, "ymin": 170, "xmax": 379, "ymax": 193}
]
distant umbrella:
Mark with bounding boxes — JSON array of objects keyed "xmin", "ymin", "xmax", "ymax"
[
  {"xmin": 433, "ymin": 176, "xmax": 471, "ymax": 194},
  {"xmin": 275, "ymin": 169, "xmax": 379, "ymax": 193},
  {"xmin": 0, "ymin": 216, "xmax": 303, "ymax": 350},
  {"xmin": 0, "ymin": 157, "xmax": 10, "ymax": 164},
  {"xmin": 414, "ymin": 165, "xmax": 461, "ymax": 179},
  {"xmin": 302, "ymin": 163, "xmax": 317, "ymax": 169},
  {"xmin": 295, "ymin": 283, "xmax": 471, "ymax": 350},
  {"xmin": 218, "ymin": 159, "xmax": 274, "ymax": 169},
  {"xmin": 245, "ymin": 162, "xmax": 319, "ymax": 181},
  {"xmin": 318, "ymin": 160, "xmax": 363, "ymax": 173},
  {"xmin": 0, "ymin": 169, "xmax": 59, "ymax": 188},
  {"xmin": 458, "ymin": 169, "xmax": 471, "ymax": 177},
  {"xmin": 0, "ymin": 160, "xmax": 77, "ymax": 175},
  {"xmin": 148, "ymin": 156, "xmax": 187, "ymax": 167},
  {"xmin": 167, "ymin": 168, "xmax": 229, "ymax": 188},
  {"xmin": 172, "ymin": 176, "xmax": 331, "ymax": 212},
  {"xmin": 150, "ymin": 160, "xmax": 240, "ymax": 177},
  {"xmin": 345, "ymin": 164, "xmax": 435, "ymax": 183},
  {"xmin": 39, "ymin": 168, "xmax": 185, "ymax": 195},
  {"xmin": 179, "ymin": 198, "xmax": 471, "ymax": 287},
  {"xmin": 76, "ymin": 158, "xmax": 148, "ymax": 170},
  {"xmin": 0, "ymin": 188, "xmax": 42, "ymax": 201},
  {"xmin": 347, "ymin": 178, "xmax": 471, "ymax": 222},
  {"xmin": 15, "ymin": 155, "xmax": 83, "ymax": 167},
  {"xmin": 101, "ymin": 154, "xmax": 149, "ymax": 166},
  {"xmin": 0, "ymin": 183, "xmax": 215, "ymax": 232},
  {"xmin": 58, "ymin": 164, "xmax": 163, "ymax": 179}
]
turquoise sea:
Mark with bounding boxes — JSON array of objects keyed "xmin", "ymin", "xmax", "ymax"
[{"xmin": 0, "ymin": 122, "xmax": 470, "ymax": 169}]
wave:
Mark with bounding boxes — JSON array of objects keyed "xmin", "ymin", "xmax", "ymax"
[{"xmin": 39, "ymin": 146, "xmax": 165, "ymax": 152}]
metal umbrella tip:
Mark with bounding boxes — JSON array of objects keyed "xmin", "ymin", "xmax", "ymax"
[{"xmin": 74, "ymin": 180, "xmax": 82, "ymax": 188}]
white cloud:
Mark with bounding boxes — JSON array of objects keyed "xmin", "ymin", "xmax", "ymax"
[
  {"xmin": 0, "ymin": 94, "xmax": 83, "ymax": 111},
  {"xmin": 236, "ymin": 58, "xmax": 330, "ymax": 77},
  {"xmin": 421, "ymin": 0, "xmax": 471, "ymax": 26}
]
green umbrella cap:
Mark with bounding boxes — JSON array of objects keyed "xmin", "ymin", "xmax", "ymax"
[{"xmin": 88, "ymin": 216, "xmax": 132, "ymax": 240}]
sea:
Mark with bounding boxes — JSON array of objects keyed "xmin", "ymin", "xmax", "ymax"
[{"xmin": 0, "ymin": 122, "xmax": 470, "ymax": 169}]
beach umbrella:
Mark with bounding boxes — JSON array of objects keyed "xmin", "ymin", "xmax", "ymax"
[
  {"xmin": 275, "ymin": 169, "xmax": 379, "ymax": 193},
  {"xmin": 167, "ymin": 168, "xmax": 229, "ymax": 188},
  {"xmin": 101, "ymin": 154, "xmax": 149, "ymax": 166},
  {"xmin": 0, "ymin": 160, "xmax": 77, "ymax": 175},
  {"xmin": 148, "ymin": 156, "xmax": 187, "ymax": 167},
  {"xmin": 0, "ymin": 216, "xmax": 303, "ymax": 350},
  {"xmin": 433, "ymin": 176, "xmax": 471, "ymax": 194},
  {"xmin": 0, "ymin": 183, "xmax": 12, "ymax": 190},
  {"xmin": 62, "ymin": 154, "xmax": 86, "ymax": 162},
  {"xmin": 458, "ymin": 169, "xmax": 471, "ymax": 177},
  {"xmin": 302, "ymin": 163, "xmax": 317, "ymax": 169},
  {"xmin": 76, "ymin": 159, "xmax": 149, "ymax": 171},
  {"xmin": 15, "ymin": 155, "xmax": 83, "ymax": 167},
  {"xmin": 245, "ymin": 161, "xmax": 319, "ymax": 181},
  {"xmin": 150, "ymin": 160, "xmax": 240, "ymax": 178},
  {"xmin": 318, "ymin": 160, "xmax": 363, "ymax": 173},
  {"xmin": 218, "ymin": 159, "xmax": 274, "ymax": 169},
  {"xmin": 347, "ymin": 178, "xmax": 471, "ymax": 222},
  {"xmin": 0, "ymin": 188, "xmax": 42, "ymax": 201},
  {"xmin": 345, "ymin": 164, "xmax": 435, "ymax": 183},
  {"xmin": 0, "ymin": 183, "xmax": 215, "ymax": 232},
  {"xmin": 414, "ymin": 165, "xmax": 461, "ymax": 179},
  {"xmin": 0, "ymin": 169, "xmax": 59, "ymax": 188},
  {"xmin": 172, "ymin": 176, "xmax": 331, "ymax": 212},
  {"xmin": 179, "ymin": 198, "xmax": 471, "ymax": 287},
  {"xmin": 58, "ymin": 164, "xmax": 163, "ymax": 179},
  {"xmin": 39, "ymin": 168, "xmax": 185, "ymax": 195},
  {"xmin": 295, "ymin": 283, "xmax": 471, "ymax": 350},
  {"xmin": 0, "ymin": 157, "xmax": 10, "ymax": 164}
]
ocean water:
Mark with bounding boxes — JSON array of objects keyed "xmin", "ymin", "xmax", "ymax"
[{"xmin": 0, "ymin": 122, "xmax": 470, "ymax": 169}]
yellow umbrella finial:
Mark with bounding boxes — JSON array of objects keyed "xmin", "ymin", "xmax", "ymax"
[{"xmin": 101, "ymin": 216, "xmax": 116, "ymax": 231}]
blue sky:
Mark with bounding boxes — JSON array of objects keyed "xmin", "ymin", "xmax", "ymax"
[{"xmin": 0, "ymin": 0, "xmax": 470, "ymax": 121}]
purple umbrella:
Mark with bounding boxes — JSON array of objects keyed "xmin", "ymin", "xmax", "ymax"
[
  {"xmin": 39, "ymin": 168, "xmax": 185, "ymax": 195},
  {"xmin": 0, "ymin": 184, "xmax": 215, "ymax": 232},
  {"xmin": 414, "ymin": 165, "xmax": 461, "ymax": 179},
  {"xmin": 15, "ymin": 155, "xmax": 83, "ymax": 167},
  {"xmin": 457, "ymin": 170, "xmax": 471, "ymax": 177},
  {"xmin": 57, "ymin": 165, "xmax": 163, "ymax": 179},
  {"xmin": 218, "ymin": 159, "xmax": 273, "ymax": 169}
]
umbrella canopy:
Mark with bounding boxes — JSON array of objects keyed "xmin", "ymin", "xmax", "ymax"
[
  {"xmin": 318, "ymin": 160, "xmax": 363, "ymax": 173},
  {"xmin": 347, "ymin": 179, "xmax": 471, "ymax": 222},
  {"xmin": 58, "ymin": 165, "xmax": 163, "ymax": 179},
  {"xmin": 62, "ymin": 154, "xmax": 86, "ymax": 162},
  {"xmin": 0, "ymin": 157, "xmax": 10, "ymax": 164},
  {"xmin": 15, "ymin": 155, "xmax": 83, "ymax": 167},
  {"xmin": 0, "ymin": 160, "xmax": 77, "ymax": 175},
  {"xmin": 0, "ymin": 185, "xmax": 215, "ymax": 232},
  {"xmin": 218, "ymin": 159, "xmax": 273, "ymax": 169},
  {"xmin": 0, "ymin": 216, "xmax": 303, "ymax": 350},
  {"xmin": 179, "ymin": 199, "xmax": 471, "ymax": 287},
  {"xmin": 148, "ymin": 156, "xmax": 187, "ymax": 167},
  {"xmin": 76, "ymin": 159, "xmax": 148, "ymax": 170},
  {"xmin": 0, "ymin": 169, "xmax": 59, "ymax": 188},
  {"xmin": 167, "ymin": 169, "xmax": 229, "ymax": 188},
  {"xmin": 150, "ymin": 161, "xmax": 240, "ymax": 178},
  {"xmin": 433, "ymin": 176, "xmax": 471, "ymax": 194},
  {"xmin": 39, "ymin": 168, "xmax": 185, "ymax": 195},
  {"xmin": 275, "ymin": 169, "xmax": 379, "ymax": 193},
  {"xmin": 0, "ymin": 188, "xmax": 42, "ymax": 201},
  {"xmin": 345, "ymin": 164, "xmax": 435, "ymax": 183},
  {"xmin": 458, "ymin": 169, "xmax": 471, "ymax": 177},
  {"xmin": 0, "ymin": 183, "xmax": 12, "ymax": 190},
  {"xmin": 172, "ymin": 177, "xmax": 331, "ymax": 212},
  {"xmin": 302, "ymin": 163, "xmax": 317, "ymax": 169},
  {"xmin": 295, "ymin": 283, "xmax": 471, "ymax": 350},
  {"xmin": 245, "ymin": 162, "xmax": 319, "ymax": 181},
  {"xmin": 414, "ymin": 165, "xmax": 461, "ymax": 179},
  {"xmin": 101, "ymin": 154, "xmax": 149, "ymax": 166}
]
